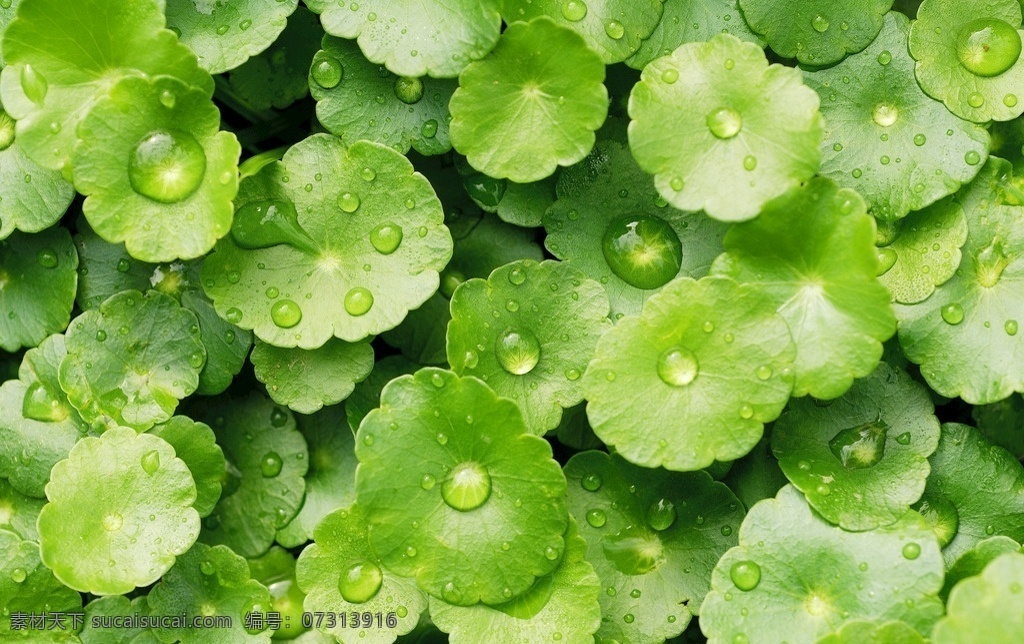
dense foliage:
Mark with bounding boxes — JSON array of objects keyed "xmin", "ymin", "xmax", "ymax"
[{"xmin": 2, "ymin": 0, "xmax": 1024, "ymax": 642}]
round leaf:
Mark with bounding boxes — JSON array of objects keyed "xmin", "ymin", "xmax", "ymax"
[
  {"xmin": 355, "ymin": 368, "xmax": 569, "ymax": 606},
  {"xmin": 0, "ymin": 529, "xmax": 82, "ymax": 637},
  {"xmin": 252, "ymin": 338, "xmax": 374, "ymax": 414},
  {"xmin": 819, "ymin": 620, "xmax": 926, "ymax": 644},
  {"xmin": 448, "ymin": 17, "xmax": 608, "ymax": 183},
  {"xmin": 932, "ymin": 552, "xmax": 1024, "ymax": 642},
  {"xmin": 627, "ymin": 33, "xmax": 823, "ymax": 221},
  {"xmin": 582, "ymin": 276, "xmax": 796, "ymax": 471},
  {"xmin": 941, "ymin": 536, "xmax": 1021, "ymax": 600},
  {"xmin": 148, "ymin": 416, "xmax": 226, "ymax": 518},
  {"xmin": 37, "ymin": 426, "xmax": 200, "ymax": 594}
]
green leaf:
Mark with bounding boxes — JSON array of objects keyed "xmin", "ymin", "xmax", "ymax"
[
  {"xmin": 973, "ymin": 394, "xmax": 1024, "ymax": 458},
  {"xmin": 818, "ymin": 620, "xmax": 926, "ymax": 644},
  {"xmin": 721, "ymin": 438, "xmax": 788, "ymax": 512},
  {"xmin": 712, "ymin": 178, "xmax": 896, "ymax": 399},
  {"xmin": 447, "ymin": 259, "xmax": 612, "ymax": 435},
  {"xmin": 310, "ymin": 35, "xmax": 457, "ymax": 156},
  {"xmin": 0, "ymin": 0, "xmax": 213, "ymax": 171},
  {"xmin": 543, "ymin": 139, "xmax": 728, "ymax": 319},
  {"xmin": 894, "ymin": 158, "xmax": 1024, "ymax": 403},
  {"xmin": 58, "ymin": 290, "xmax": 206, "ymax": 431},
  {"xmin": 919, "ymin": 423, "xmax": 1024, "ymax": 565},
  {"xmin": 307, "ymin": 0, "xmax": 502, "ymax": 78},
  {"xmin": 771, "ymin": 363, "xmax": 941, "ymax": 530},
  {"xmin": 941, "ymin": 535, "xmax": 1021, "ymax": 600},
  {"xmin": 182, "ymin": 289, "xmax": 253, "ymax": 396},
  {"xmin": 147, "ymin": 542, "xmax": 272, "ymax": 643},
  {"xmin": 553, "ymin": 403, "xmax": 603, "ymax": 451},
  {"xmin": 448, "ymin": 17, "xmax": 608, "ymax": 183},
  {"xmin": 0, "ymin": 0, "xmax": 20, "ymax": 67},
  {"xmin": 700, "ymin": 486, "xmax": 944, "ymax": 642},
  {"xmin": 500, "ymin": 0, "xmax": 663, "ymax": 64},
  {"xmin": 148, "ymin": 416, "xmax": 226, "ymax": 518},
  {"xmin": 37, "ymin": 426, "xmax": 200, "ymax": 594},
  {"xmin": 355, "ymin": 368, "xmax": 568, "ymax": 606},
  {"xmin": 429, "ymin": 517, "xmax": 601, "ymax": 644},
  {"xmin": 495, "ymin": 178, "xmax": 555, "ymax": 228},
  {"xmin": 564, "ymin": 451, "xmax": 744, "ymax": 643},
  {"xmin": 627, "ymin": 33, "xmax": 823, "ymax": 221},
  {"xmin": 0, "ymin": 477, "xmax": 44, "ymax": 541},
  {"xmin": 247, "ymin": 547, "xmax": 313, "ymax": 641},
  {"xmin": 738, "ymin": 0, "xmax": 892, "ymax": 65},
  {"xmin": 165, "ymin": 0, "xmax": 298, "ymax": 74},
  {"xmin": 71, "ymin": 75, "xmax": 240, "ymax": 263},
  {"xmin": 909, "ymin": 0, "xmax": 1024, "ymax": 122},
  {"xmin": 805, "ymin": 12, "xmax": 991, "ymax": 221},
  {"xmin": 192, "ymin": 394, "xmax": 307, "ymax": 558},
  {"xmin": 932, "ymin": 552, "xmax": 1024, "ymax": 641},
  {"xmin": 876, "ymin": 197, "xmax": 968, "ymax": 304},
  {"xmin": 276, "ymin": 406, "xmax": 358, "ymax": 548},
  {"xmin": 383, "ymin": 211, "xmax": 543, "ymax": 364},
  {"xmin": 0, "ymin": 227, "xmax": 78, "ymax": 351},
  {"xmin": 227, "ymin": 6, "xmax": 323, "ymax": 111},
  {"xmin": 626, "ymin": 0, "xmax": 765, "ymax": 70},
  {"xmin": 296, "ymin": 505, "xmax": 426, "ymax": 643},
  {"xmin": 81, "ymin": 595, "xmax": 157, "ymax": 644},
  {"xmin": 252, "ymin": 338, "xmax": 374, "ymax": 414},
  {"xmin": 345, "ymin": 355, "xmax": 420, "ymax": 433},
  {"xmin": 0, "ymin": 108, "xmax": 75, "ymax": 240},
  {"xmin": 0, "ymin": 529, "xmax": 82, "ymax": 637},
  {"xmin": 201, "ymin": 134, "xmax": 452, "ymax": 347},
  {"xmin": 582, "ymin": 276, "xmax": 796, "ymax": 471}
]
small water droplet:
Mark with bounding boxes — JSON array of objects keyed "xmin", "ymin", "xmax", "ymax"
[
  {"xmin": 941, "ymin": 303, "xmax": 964, "ymax": 325},
  {"xmin": 730, "ymin": 560, "xmax": 761, "ymax": 591},
  {"xmin": 902, "ymin": 542, "xmax": 921, "ymax": 560},
  {"xmin": 338, "ymin": 560, "xmax": 383, "ymax": 603},
  {"xmin": 605, "ymin": 20, "xmax": 625, "ymax": 40},
  {"xmin": 141, "ymin": 450, "xmax": 160, "ymax": 475},
  {"xmin": 261, "ymin": 452, "xmax": 283, "ymax": 478},
  {"xmin": 581, "ymin": 474, "xmax": 602, "ymax": 491},
  {"xmin": 344, "ymin": 287, "xmax": 374, "ymax": 316},
  {"xmin": 811, "ymin": 14, "xmax": 829, "ymax": 32},
  {"xmin": 586, "ymin": 509, "xmax": 607, "ymax": 528},
  {"xmin": 271, "ymin": 299, "xmax": 302, "ymax": 328}
]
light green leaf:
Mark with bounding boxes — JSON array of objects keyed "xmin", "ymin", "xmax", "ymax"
[
  {"xmin": 543, "ymin": 139, "xmax": 728, "ymax": 318},
  {"xmin": 0, "ymin": 0, "xmax": 213, "ymax": 171},
  {"xmin": 909, "ymin": 0, "xmax": 1024, "ymax": 122},
  {"xmin": 876, "ymin": 197, "xmax": 968, "ymax": 304},
  {"xmin": 355, "ymin": 368, "xmax": 568, "ymax": 606},
  {"xmin": 37, "ymin": 426, "xmax": 200, "ymax": 594},
  {"xmin": 626, "ymin": 0, "xmax": 765, "ymax": 70},
  {"xmin": 165, "ymin": 0, "xmax": 298, "ymax": 74},
  {"xmin": 344, "ymin": 355, "xmax": 419, "ymax": 433},
  {"xmin": 0, "ymin": 529, "xmax": 82, "ymax": 638},
  {"xmin": 307, "ymin": 0, "xmax": 502, "ymax": 78},
  {"xmin": 628, "ymin": 33, "xmax": 823, "ymax": 221},
  {"xmin": 0, "ymin": 108, "xmax": 74, "ymax": 240},
  {"xmin": 738, "ymin": 0, "xmax": 892, "ymax": 65},
  {"xmin": 700, "ymin": 486, "xmax": 944, "ymax": 642},
  {"xmin": 296, "ymin": 505, "xmax": 426, "ymax": 643},
  {"xmin": 58, "ymin": 290, "xmax": 206, "ymax": 431},
  {"xmin": 252, "ymin": 338, "xmax": 374, "ymax": 414},
  {"xmin": 501, "ymin": 0, "xmax": 663, "ymax": 64},
  {"xmin": 772, "ymin": 363, "xmax": 940, "ymax": 530},
  {"xmin": 941, "ymin": 536, "xmax": 1021, "ymax": 600},
  {"xmin": 0, "ymin": 478, "xmax": 44, "ymax": 541},
  {"xmin": 583, "ymin": 276, "xmax": 795, "ymax": 471},
  {"xmin": 818, "ymin": 620, "xmax": 926, "ymax": 644},
  {"xmin": 919, "ymin": 423, "xmax": 1024, "ymax": 565},
  {"xmin": 429, "ymin": 518, "xmax": 601, "ymax": 644},
  {"xmin": 147, "ymin": 542, "xmax": 272, "ymax": 643},
  {"xmin": 71, "ymin": 75, "xmax": 240, "ymax": 264},
  {"xmin": 564, "ymin": 451, "xmax": 744, "ymax": 643},
  {"xmin": 448, "ymin": 17, "xmax": 608, "ymax": 183},
  {"xmin": 148, "ymin": 416, "xmax": 225, "ymax": 518},
  {"xmin": 276, "ymin": 406, "xmax": 358, "ymax": 548},
  {"xmin": 447, "ymin": 259, "xmax": 612, "ymax": 435},
  {"xmin": 712, "ymin": 178, "xmax": 896, "ymax": 399},
  {"xmin": 311, "ymin": 35, "xmax": 457, "ymax": 156},
  {"xmin": 894, "ymin": 158, "xmax": 1024, "ymax": 403},
  {"xmin": 0, "ymin": 227, "xmax": 78, "ymax": 351},
  {"xmin": 0, "ymin": 0, "xmax": 20, "ymax": 67},
  {"xmin": 496, "ymin": 178, "xmax": 555, "ymax": 228},
  {"xmin": 192, "ymin": 394, "xmax": 307, "ymax": 558},
  {"xmin": 247, "ymin": 547, "xmax": 315, "ymax": 641},
  {"xmin": 201, "ymin": 134, "xmax": 452, "ymax": 347},
  {"xmin": 932, "ymin": 552, "xmax": 1024, "ymax": 642},
  {"xmin": 805, "ymin": 12, "xmax": 990, "ymax": 221}
]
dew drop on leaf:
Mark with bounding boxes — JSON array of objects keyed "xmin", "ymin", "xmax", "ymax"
[
  {"xmin": 420, "ymin": 474, "xmax": 436, "ymax": 490},
  {"xmin": 646, "ymin": 498, "xmax": 676, "ymax": 531},
  {"xmin": 260, "ymin": 451, "xmax": 283, "ymax": 478},
  {"xmin": 9, "ymin": 568, "xmax": 26, "ymax": 583},
  {"xmin": 586, "ymin": 509, "xmax": 607, "ymax": 527},
  {"xmin": 901, "ymin": 542, "xmax": 921, "ymax": 560},
  {"xmin": 270, "ymin": 299, "xmax": 302, "ymax": 328},
  {"xmin": 581, "ymin": 473, "xmax": 602, "ymax": 491},
  {"xmin": 876, "ymin": 50, "xmax": 891, "ymax": 65},
  {"xmin": 828, "ymin": 417, "xmax": 887, "ymax": 469},
  {"xmin": 955, "ymin": 18, "xmax": 1022, "ymax": 78},
  {"xmin": 140, "ymin": 450, "xmax": 160, "ymax": 475},
  {"xmin": 369, "ymin": 223, "xmax": 403, "ymax": 254},
  {"xmin": 421, "ymin": 119, "xmax": 438, "ymax": 138},
  {"xmin": 338, "ymin": 560, "xmax": 384, "ymax": 603},
  {"xmin": 605, "ymin": 21, "xmax": 625, "ymax": 40},
  {"xmin": 338, "ymin": 192, "xmax": 361, "ymax": 213},
  {"xmin": 495, "ymin": 328, "xmax": 541, "ymax": 375},
  {"xmin": 729, "ymin": 560, "xmax": 761, "ymax": 591},
  {"xmin": 872, "ymin": 103, "xmax": 898, "ymax": 127},
  {"xmin": 811, "ymin": 15, "xmax": 829, "ymax": 33},
  {"xmin": 940, "ymin": 303, "xmax": 964, "ymax": 325},
  {"xmin": 601, "ymin": 215, "xmax": 683, "ymax": 290},
  {"xmin": 344, "ymin": 287, "xmax": 374, "ymax": 316},
  {"xmin": 1006, "ymin": 320, "xmax": 1019, "ymax": 336},
  {"xmin": 706, "ymin": 107, "xmax": 743, "ymax": 139},
  {"xmin": 441, "ymin": 462, "xmax": 491, "ymax": 511},
  {"xmin": 560, "ymin": 0, "xmax": 587, "ymax": 21},
  {"xmin": 656, "ymin": 347, "xmax": 698, "ymax": 387},
  {"xmin": 128, "ymin": 130, "xmax": 206, "ymax": 204},
  {"xmin": 393, "ymin": 76, "xmax": 424, "ymax": 104},
  {"xmin": 20, "ymin": 64, "xmax": 48, "ymax": 105}
]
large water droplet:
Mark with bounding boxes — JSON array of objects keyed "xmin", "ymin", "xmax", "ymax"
[
  {"xmin": 872, "ymin": 103, "xmax": 899, "ymax": 127},
  {"xmin": 128, "ymin": 130, "xmax": 206, "ymax": 204},
  {"xmin": 828, "ymin": 417, "xmax": 887, "ymax": 469},
  {"xmin": 393, "ymin": 76, "xmax": 424, "ymax": 104},
  {"xmin": 811, "ymin": 15, "xmax": 830, "ymax": 32},
  {"xmin": 21, "ymin": 381, "xmax": 68, "ymax": 422},
  {"xmin": 706, "ymin": 107, "xmax": 743, "ymax": 139},
  {"xmin": 271, "ymin": 300, "xmax": 302, "ymax": 328},
  {"xmin": 463, "ymin": 173, "xmax": 507, "ymax": 209},
  {"xmin": 729, "ymin": 560, "xmax": 761, "ymax": 591},
  {"xmin": 581, "ymin": 474, "xmax": 602, "ymax": 491},
  {"xmin": 312, "ymin": 58, "xmax": 343, "ymax": 90},
  {"xmin": 261, "ymin": 451, "xmax": 283, "ymax": 478},
  {"xmin": 941, "ymin": 303, "xmax": 965, "ymax": 325},
  {"xmin": 140, "ymin": 450, "xmax": 160, "ymax": 475},
  {"xmin": 440, "ymin": 462, "xmax": 491, "ymax": 511},
  {"xmin": 601, "ymin": 215, "xmax": 683, "ymax": 290},
  {"xmin": 956, "ymin": 18, "xmax": 1022, "ymax": 77},
  {"xmin": 646, "ymin": 499, "xmax": 676, "ymax": 531},
  {"xmin": 876, "ymin": 247, "xmax": 898, "ymax": 275},
  {"xmin": 20, "ymin": 64, "xmax": 48, "ymax": 104},
  {"xmin": 232, "ymin": 199, "xmax": 318, "ymax": 254},
  {"xmin": 586, "ymin": 509, "xmax": 607, "ymax": 527},
  {"xmin": 495, "ymin": 328, "xmax": 541, "ymax": 375},
  {"xmin": 605, "ymin": 20, "xmax": 625, "ymax": 40},
  {"xmin": 338, "ymin": 560, "xmax": 383, "ymax": 603},
  {"xmin": 560, "ymin": 0, "xmax": 587, "ymax": 21},
  {"xmin": 656, "ymin": 347, "xmax": 698, "ymax": 387},
  {"xmin": 338, "ymin": 192, "xmax": 361, "ymax": 213},
  {"xmin": 10, "ymin": 568, "xmax": 26, "ymax": 583},
  {"xmin": 369, "ymin": 223, "xmax": 403, "ymax": 254},
  {"xmin": 344, "ymin": 287, "xmax": 374, "ymax": 316}
]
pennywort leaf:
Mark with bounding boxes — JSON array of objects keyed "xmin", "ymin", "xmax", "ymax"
[
  {"xmin": 251, "ymin": 338, "xmax": 374, "ymax": 414},
  {"xmin": 0, "ymin": 227, "xmax": 77, "ymax": 352}
]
